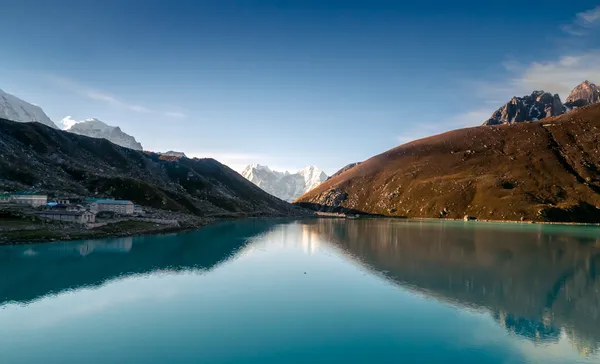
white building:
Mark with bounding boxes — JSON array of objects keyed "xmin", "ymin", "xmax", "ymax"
[
  {"xmin": 91, "ymin": 199, "xmax": 135, "ymax": 215},
  {"xmin": 10, "ymin": 192, "xmax": 48, "ymax": 207}
]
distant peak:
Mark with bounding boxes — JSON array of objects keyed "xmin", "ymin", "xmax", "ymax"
[
  {"xmin": 59, "ymin": 116, "xmax": 80, "ymax": 130},
  {"xmin": 248, "ymin": 163, "xmax": 271, "ymax": 171}
]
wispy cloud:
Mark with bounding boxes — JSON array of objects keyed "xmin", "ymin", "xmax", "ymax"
[
  {"xmin": 48, "ymin": 75, "xmax": 153, "ymax": 113},
  {"xmin": 561, "ymin": 5, "xmax": 600, "ymax": 36},
  {"xmin": 164, "ymin": 111, "xmax": 187, "ymax": 118},
  {"xmin": 48, "ymin": 75, "xmax": 187, "ymax": 118},
  {"xmin": 453, "ymin": 50, "xmax": 600, "ymax": 132},
  {"xmin": 509, "ymin": 52, "xmax": 600, "ymax": 96}
]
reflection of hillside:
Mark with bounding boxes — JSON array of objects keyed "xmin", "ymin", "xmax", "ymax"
[
  {"xmin": 0, "ymin": 220, "xmax": 283, "ymax": 306},
  {"xmin": 304, "ymin": 218, "xmax": 600, "ymax": 346}
]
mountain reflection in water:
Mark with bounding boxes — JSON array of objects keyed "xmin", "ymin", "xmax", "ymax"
[
  {"xmin": 1, "ymin": 218, "xmax": 600, "ymax": 360},
  {"xmin": 303, "ymin": 218, "xmax": 600, "ymax": 356}
]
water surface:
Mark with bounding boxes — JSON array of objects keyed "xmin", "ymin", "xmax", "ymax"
[{"xmin": 1, "ymin": 218, "xmax": 600, "ymax": 363}]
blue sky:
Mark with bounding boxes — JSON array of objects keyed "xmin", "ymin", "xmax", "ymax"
[{"xmin": 1, "ymin": 0, "xmax": 599, "ymax": 174}]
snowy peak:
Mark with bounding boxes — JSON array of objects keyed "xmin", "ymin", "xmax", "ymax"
[
  {"xmin": 297, "ymin": 166, "xmax": 328, "ymax": 192},
  {"xmin": 241, "ymin": 164, "xmax": 328, "ymax": 202},
  {"xmin": 0, "ymin": 89, "xmax": 58, "ymax": 129},
  {"xmin": 63, "ymin": 117, "xmax": 143, "ymax": 151}
]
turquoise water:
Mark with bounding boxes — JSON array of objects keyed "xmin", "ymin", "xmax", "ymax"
[{"xmin": 1, "ymin": 218, "xmax": 600, "ymax": 363}]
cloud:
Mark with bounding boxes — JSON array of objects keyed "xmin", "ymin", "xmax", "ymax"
[
  {"xmin": 47, "ymin": 75, "xmax": 181, "ymax": 116},
  {"xmin": 58, "ymin": 115, "xmax": 80, "ymax": 130},
  {"xmin": 450, "ymin": 48, "xmax": 600, "ymax": 132},
  {"xmin": 562, "ymin": 5, "xmax": 600, "ymax": 36},
  {"xmin": 47, "ymin": 75, "xmax": 153, "ymax": 113},
  {"xmin": 506, "ymin": 51, "xmax": 600, "ymax": 97},
  {"xmin": 578, "ymin": 6, "xmax": 600, "ymax": 24},
  {"xmin": 164, "ymin": 111, "xmax": 187, "ymax": 118}
]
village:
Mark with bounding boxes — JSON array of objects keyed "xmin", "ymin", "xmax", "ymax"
[
  {"xmin": 0, "ymin": 191, "xmax": 210, "ymax": 244},
  {"xmin": 0, "ymin": 191, "xmax": 144, "ymax": 225}
]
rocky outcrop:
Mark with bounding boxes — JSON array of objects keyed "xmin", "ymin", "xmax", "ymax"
[
  {"xmin": 483, "ymin": 91, "xmax": 565, "ymax": 125},
  {"xmin": 160, "ymin": 151, "xmax": 187, "ymax": 158},
  {"xmin": 565, "ymin": 81, "xmax": 600, "ymax": 109},
  {"xmin": 328, "ymin": 162, "xmax": 362, "ymax": 180}
]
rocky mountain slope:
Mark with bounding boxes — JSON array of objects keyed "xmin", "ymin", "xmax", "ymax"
[
  {"xmin": 0, "ymin": 118, "xmax": 303, "ymax": 217},
  {"xmin": 0, "ymin": 89, "xmax": 58, "ymax": 129},
  {"xmin": 61, "ymin": 117, "xmax": 143, "ymax": 150},
  {"xmin": 242, "ymin": 164, "xmax": 328, "ymax": 202},
  {"xmin": 483, "ymin": 91, "xmax": 565, "ymax": 125},
  {"xmin": 565, "ymin": 81, "xmax": 600, "ymax": 109},
  {"xmin": 328, "ymin": 162, "xmax": 362, "ymax": 180},
  {"xmin": 296, "ymin": 103, "xmax": 600, "ymax": 222}
]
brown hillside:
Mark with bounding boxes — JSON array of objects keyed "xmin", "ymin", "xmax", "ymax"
[{"xmin": 296, "ymin": 104, "xmax": 600, "ymax": 222}]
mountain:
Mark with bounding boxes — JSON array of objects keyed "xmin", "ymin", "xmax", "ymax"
[
  {"xmin": 242, "ymin": 164, "xmax": 328, "ymax": 202},
  {"xmin": 483, "ymin": 91, "xmax": 565, "ymax": 125},
  {"xmin": 565, "ymin": 80, "xmax": 600, "ymax": 109},
  {"xmin": 296, "ymin": 103, "xmax": 600, "ymax": 223},
  {"xmin": 328, "ymin": 162, "xmax": 362, "ymax": 180},
  {"xmin": 0, "ymin": 117, "xmax": 303, "ymax": 217},
  {"xmin": 0, "ymin": 89, "xmax": 58, "ymax": 129},
  {"xmin": 159, "ymin": 151, "xmax": 187, "ymax": 158},
  {"xmin": 61, "ymin": 117, "xmax": 143, "ymax": 151}
]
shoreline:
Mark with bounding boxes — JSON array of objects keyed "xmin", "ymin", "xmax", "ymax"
[
  {"xmin": 313, "ymin": 212, "xmax": 600, "ymax": 227},
  {"xmin": 3, "ymin": 213, "xmax": 599, "ymax": 246},
  {"xmin": 0, "ymin": 213, "xmax": 308, "ymax": 246}
]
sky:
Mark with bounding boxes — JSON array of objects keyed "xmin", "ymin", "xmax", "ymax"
[{"xmin": 0, "ymin": 0, "xmax": 599, "ymax": 174}]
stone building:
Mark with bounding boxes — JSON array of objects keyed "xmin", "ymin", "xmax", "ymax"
[
  {"xmin": 10, "ymin": 192, "xmax": 48, "ymax": 207},
  {"xmin": 37, "ymin": 210, "xmax": 96, "ymax": 224},
  {"xmin": 90, "ymin": 199, "xmax": 135, "ymax": 215}
]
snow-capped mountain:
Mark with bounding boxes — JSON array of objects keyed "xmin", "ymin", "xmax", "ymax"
[
  {"xmin": 242, "ymin": 164, "xmax": 328, "ymax": 202},
  {"xmin": 61, "ymin": 117, "xmax": 143, "ymax": 151},
  {"xmin": 0, "ymin": 88, "xmax": 58, "ymax": 129}
]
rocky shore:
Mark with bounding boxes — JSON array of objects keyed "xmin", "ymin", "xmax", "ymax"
[{"xmin": 0, "ymin": 205, "xmax": 311, "ymax": 245}]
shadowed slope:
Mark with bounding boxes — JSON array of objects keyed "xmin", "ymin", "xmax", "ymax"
[{"xmin": 0, "ymin": 118, "xmax": 303, "ymax": 217}]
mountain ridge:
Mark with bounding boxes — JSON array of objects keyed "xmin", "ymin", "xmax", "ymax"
[
  {"xmin": 0, "ymin": 89, "xmax": 58, "ymax": 129},
  {"xmin": 0, "ymin": 117, "xmax": 302, "ymax": 217},
  {"xmin": 61, "ymin": 117, "xmax": 144, "ymax": 151}
]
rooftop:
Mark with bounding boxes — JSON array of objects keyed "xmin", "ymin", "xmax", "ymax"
[{"xmin": 95, "ymin": 199, "xmax": 133, "ymax": 205}]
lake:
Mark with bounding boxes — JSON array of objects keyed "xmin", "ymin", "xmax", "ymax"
[{"xmin": 1, "ymin": 218, "xmax": 600, "ymax": 363}]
